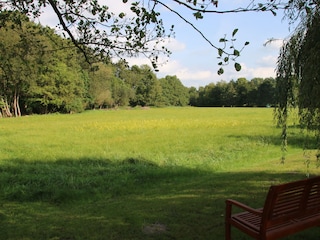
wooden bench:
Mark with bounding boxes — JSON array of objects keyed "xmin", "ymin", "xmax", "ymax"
[{"xmin": 225, "ymin": 176, "xmax": 320, "ymax": 239}]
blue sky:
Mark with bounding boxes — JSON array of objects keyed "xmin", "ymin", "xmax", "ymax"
[
  {"xmin": 39, "ymin": 0, "xmax": 293, "ymax": 88},
  {"xmin": 149, "ymin": 0, "xmax": 292, "ymax": 87}
]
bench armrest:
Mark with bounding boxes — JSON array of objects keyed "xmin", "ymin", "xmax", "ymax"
[{"xmin": 225, "ymin": 199, "xmax": 262, "ymax": 218}]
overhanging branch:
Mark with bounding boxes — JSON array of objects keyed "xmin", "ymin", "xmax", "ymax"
[
  {"xmin": 154, "ymin": 0, "xmax": 287, "ymax": 14},
  {"xmin": 155, "ymin": 1, "xmax": 219, "ymax": 50},
  {"xmin": 47, "ymin": 0, "xmax": 91, "ymax": 62}
]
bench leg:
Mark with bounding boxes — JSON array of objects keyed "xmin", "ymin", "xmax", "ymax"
[{"xmin": 225, "ymin": 221, "xmax": 231, "ymax": 240}]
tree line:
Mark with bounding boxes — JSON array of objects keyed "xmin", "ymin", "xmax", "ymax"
[
  {"xmin": 0, "ymin": 12, "xmax": 278, "ymax": 117},
  {"xmin": 191, "ymin": 77, "xmax": 276, "ymax": 107},
  {"xmin": 0, "ymin": 12, "xmax": 187, "ymax": 116}
]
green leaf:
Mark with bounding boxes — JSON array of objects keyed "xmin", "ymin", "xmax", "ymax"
[
  {"xmin": 234, "ymin": 63, "xmax": 241, "ymax": 71},
  {"xmin": 244, "ymin": 41, "xmax": 250, "ymax": 46},
  {"xmin": 123, "ymin": 0, "xmax": 128, "ymax": 3},
  {"xmin": 232, "ymin": 28, "xmax": 238, "ymax": 37},
  {"xmin": 224, "ymin": 57, "xmax": 229, "ymax": 62},
  {"xmin": 217, "ymin": 67, "xmax": 224, "ymax": 75},
  {"xmin": 193, "ymin": 12, "xmax": 203, "ymax": 19},
  {"xmin": 218, "ymin": 48, "xmax": 223, "ymax": 57},
  {"xmin": 233, "ymin": 49, "xmax": 240, "ymax": 57},
  {"xmin": 219, "ymin": 38, "xmax": 227, "ymax": 42},
  {"xmin": 305, "ymin": 6, "xmax": 311, "ymax": 15}
]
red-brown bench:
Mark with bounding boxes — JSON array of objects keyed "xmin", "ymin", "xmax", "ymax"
[{"xmin": 225, "ymin": 176, "xmax": 320, "ymax": 239}]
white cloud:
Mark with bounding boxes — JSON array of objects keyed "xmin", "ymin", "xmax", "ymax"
[
  {"xmin": 157, "ymin": 59, "xmax": 181, "ymax": 74},
  {"xmin": 247, "ymin": 66, "xmax": 276, "ymax": 79},
  {"xmin": 125, "ymin": 58, "xmax": 151, "ymax": 67},
  {"xmin": 177, "ymin": 69, "xmax": 213, "ymax": 80},
  {"xmin": 105, "ymin": 1, "xmax": 136, "ymax": 18},
  {"xmin": 257, "ymin": 55, "xmax": 278, "ymax": 67},
  {"xmin": 157, "ymin": 59, "xmax": 215, "ymax": 87},
  {"xmin": 36, "ymin": 6, "xmax": 56, "ymax": 27},
  {"xmin": 225, "ymin": 63, "xmax": 276, "ymax": 81},
  {"xmin": 165, "ymin": 38, "xmax": 186, "ymax": 51}
]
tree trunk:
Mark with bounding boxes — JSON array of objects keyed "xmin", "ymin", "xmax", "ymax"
[
  {"xmin": 13, "ymin": 89, "xmax": 21, "ymax": 117},
  {"xmin": 2, "ymin": 98, "xmax": 12, "ymax": 117}
]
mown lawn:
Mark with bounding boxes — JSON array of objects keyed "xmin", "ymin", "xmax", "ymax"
[{"xmin": 0, "ymin": 107, "xmax": 319, "ymax": 239}]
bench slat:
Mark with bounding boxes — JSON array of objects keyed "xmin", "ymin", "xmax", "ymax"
[{"xmin": 225, "ymin": 176, "xmax": 320, "ymax": 240}]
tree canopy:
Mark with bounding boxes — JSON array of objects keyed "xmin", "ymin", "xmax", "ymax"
[
  {"xmin": 275, "ymin": 1, "xmax": 320, "ymax": 162},
  {"xmin": 0, "ymin": 13, "xmax": 196, "ymax": 114}
]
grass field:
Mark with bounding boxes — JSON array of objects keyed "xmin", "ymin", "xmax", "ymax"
[{"xmin": 0, "ymin": 107, "xmax": 319, "ymax": 239}]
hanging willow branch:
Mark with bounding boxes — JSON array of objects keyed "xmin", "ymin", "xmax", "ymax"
[{"xmin": 276, "ymin": 6, "xmax": 320, "ymax": 164}]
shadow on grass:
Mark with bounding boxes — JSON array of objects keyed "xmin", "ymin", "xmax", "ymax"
[
  {"xmin": 0, "ymin": 157, "xmax": 319, "ymax": 239},
  {"xmin": 229, "ymin": 129, "xmax": 319, "ymax": 150}
]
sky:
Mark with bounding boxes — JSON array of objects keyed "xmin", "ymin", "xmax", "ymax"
[{"xmin": 38, "ymin": 0, "xmax": 294, "ymax": 88}]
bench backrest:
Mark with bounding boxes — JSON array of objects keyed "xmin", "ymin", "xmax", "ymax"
[{"xmin": 261, "ymin": 176, "xmax": 320, "ymax": 230}]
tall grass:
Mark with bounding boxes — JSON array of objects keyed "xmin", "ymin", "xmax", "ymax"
[{"xmin": 0, "ymin": 107, "xmax": 319, "ymax": 239}]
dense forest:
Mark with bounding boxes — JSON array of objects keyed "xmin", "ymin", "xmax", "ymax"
[{"xmin": 0, "ymin": 12, "xmax": 276, "ymax": 117}]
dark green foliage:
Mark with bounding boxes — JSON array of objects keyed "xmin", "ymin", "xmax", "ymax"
[
  {"xmin": 127, "ymin": 65, "xmax": 161, "ymax": 107},
  {"xmin": 0, "ymin": 13, "xmax": 188, "ymax": 114},
  {"xmin": 0, "ymin": 11, "xmax": 40, "ymax": 116},
  {"xmin": 194, "ymin": 77, "xmax": 276, "ymax": 107},
  {"xmin": 159, "ymin": 75, "xmax": 190, "ymax": 106},
  {"xmin": 0, "ymin": 11, "xmax": 88, "ymax": 114},
  {"xmin": 276, "ymin": 5, "xmax": 320, "ymax": 160},
  {"xmin": 297, "ymin": 13, "xmax": 320, "ymax": 132},
  {"xmin": 188, "ymin": 87, "xmax": 199, "ymax": 106}
]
